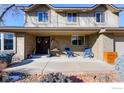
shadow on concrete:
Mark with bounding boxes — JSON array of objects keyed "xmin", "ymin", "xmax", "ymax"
[
  {"xmin": 31, "ymin": 55, "xmax": 50, "ymax": 59},
  {"xmin": 6, "ymin": 68, "xmax": 39, "ymax": 74},
  {"xmin": 9, "ymin": 59, "xmax": 34, "ymax": 68}
]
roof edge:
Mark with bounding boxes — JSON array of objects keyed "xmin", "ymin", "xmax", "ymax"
[{"xmin": 18, "ymin": 4, "xmax": 124, "ymax": 12}]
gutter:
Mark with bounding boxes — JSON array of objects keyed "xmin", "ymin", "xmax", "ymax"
[
  {"xmin": 0, "ymin": 27, "xmax": 101, "ymax": 30},
  {"xmin": 99, "ymin": 27, "xmax": 124, "ymax": 34},
  {"xmin": 18, "ymin": 4, "xmax": 124, "ymax": 12}
]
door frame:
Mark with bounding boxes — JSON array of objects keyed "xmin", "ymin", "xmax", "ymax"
[{"xmin": 36, "ymin": 36, "xmax": 50, "ymax": 54}]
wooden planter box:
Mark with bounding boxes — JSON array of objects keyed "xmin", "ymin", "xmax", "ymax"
[{"xmin": 103, "ymin": 52, "xmax": 118, "ymax": 65}]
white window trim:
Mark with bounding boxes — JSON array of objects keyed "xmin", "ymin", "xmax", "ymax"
[
  {"xmin": 0, "ymin": 33, "xmax": 16, "ymax": 52},
  {"xmin": 95, "ymin": 12, "xmax": 105, "ymax": 24},
  {"xmin": 1, "ymin": 33, "xmax": 4, "ymax": 51},
  {"xmin": 71, "ymin": 35, "xmax": 86, "ymax": 46},
  {"xmin": 37, "ymin": 11, "xmax": 49, "ymax": 23},
  {"xmin": 66, "ymin": 12, "xmax": 78, "ymax": 24}
]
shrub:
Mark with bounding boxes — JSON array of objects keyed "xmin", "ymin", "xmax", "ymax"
[
  {"xmin": 0, "ymin": 52, "xmax": 14, "ymax": 68},
  {"xmin": 2, "ymin": 72, "xmax": 28, "ymax": 82},
  {"xmin": 115, "ymin": 55, "xmax": 124, "ymax": 79},
  {"xmin": 0, "ymin": 52, "xmax": 14, "ymax": 63},
  {"xmin": 41, "ymin": 72, "xmax": 72, "ymax": 83}
]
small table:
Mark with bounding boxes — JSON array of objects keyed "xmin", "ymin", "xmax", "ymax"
[{"xmin": 50, "ymin": 48, "xmax": 61, "ymax": 57}]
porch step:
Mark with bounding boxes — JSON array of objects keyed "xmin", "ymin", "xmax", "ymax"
[{"xmin": 32, "ymin": 55, "xmax": 49, "ymax": 58}]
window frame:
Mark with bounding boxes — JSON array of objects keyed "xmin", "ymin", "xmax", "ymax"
[
  {"xmin": 0, "ymin": 34, "xmax": 1, "ymax": 50},
  {"xmin": 37, "ymin": 11, "xmax": 49, "ymax": 23},
  {"xmin": 71, "ymin": 35, "xmax": 86, "ymax": 46},
  {"xmin": 95, "ymin": 12, "xmax": 105, "ymax": 23},
  {"xmin": 0, "ymin": 33, "xmax": 15, "ymax": 52},
  {"xmin": 67, "ymin": 12, "xmax": 78, "ymax": 24}
]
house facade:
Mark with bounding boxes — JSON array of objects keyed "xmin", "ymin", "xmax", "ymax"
[{"xmin": 0, "ymin": 4, "xmax": 124, "ymax": 61}]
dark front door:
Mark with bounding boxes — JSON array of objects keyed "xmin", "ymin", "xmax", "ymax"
[{"xmin": 36, "ymin": 36, "xmax": 50, "ymax": 54}]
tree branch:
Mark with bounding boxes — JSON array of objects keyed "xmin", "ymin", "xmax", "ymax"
[{"xmin": 0, "ymin": 4, "xmax": 15, "ymax": 22}]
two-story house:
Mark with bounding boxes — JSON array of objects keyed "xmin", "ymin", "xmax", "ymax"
[{"xmin": 0, "ymin": 4, "xmax": 124, "ymax": 61}]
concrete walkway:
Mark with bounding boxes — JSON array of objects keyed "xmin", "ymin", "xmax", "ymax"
[{"xmin": 4, "ymin": 55, "xmax": 115, "ymax": 74}]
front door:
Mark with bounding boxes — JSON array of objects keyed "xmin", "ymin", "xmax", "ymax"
[{"xmin": 36, "ymin": 36, "xmax": 50, "ymax": 54}]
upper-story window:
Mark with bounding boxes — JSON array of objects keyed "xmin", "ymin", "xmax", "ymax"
[
  {"xmin": 95, "ymin": 12, "xmax": 105, "ymax": 23},
  {"xmin": 38, "ymin": 12, "xmax": 48, "ymax": 22},
  {"xmin": 67, "ymin": 13, "xmax": 77, "ymax": 23}
]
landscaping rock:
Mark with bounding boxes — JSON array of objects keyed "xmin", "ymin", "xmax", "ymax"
[
  {"xmin": 10, "ymin": 72, "xmax": 117, "ymax": 83},
  {"xmin": 41, "ymin": 72, "xmax": 72, "ymax": 83},
  {"xmin": 94, "ymin": 75, "xmax": 110, "ymax": 82},
  {"xmin": 16, "ymin": 73, "xmax": 43, "ymax": 82}
]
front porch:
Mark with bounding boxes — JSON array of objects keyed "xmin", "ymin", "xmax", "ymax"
[
  {"xmin": 5, "ymin": 55, "xmax": 114, "ymax": 74},
  {"xmin": 0, "ymin": 27, "xmax": 115, "ymax": 61},
  {"xmin": 24, "ymin": 31, "xmax": 99, "ymax": 60}
]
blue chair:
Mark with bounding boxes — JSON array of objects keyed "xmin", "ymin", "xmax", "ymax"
[
  {"xmin": 65, "ymin": 48, "xmax": 74, "ymax": 57},
  {"xmin": 83, "ymin": 48, "xmax": 94, "ymax": 58}
]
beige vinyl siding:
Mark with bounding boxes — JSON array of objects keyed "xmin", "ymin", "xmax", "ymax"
[{"xmin": 24, "ymin": 5, "xmax": 119, "ymax": 27}]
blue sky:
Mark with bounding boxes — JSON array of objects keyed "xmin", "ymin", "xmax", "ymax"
[{"xmin": 3, "ymin": 4, "xmax": 124, "ymax": 27}]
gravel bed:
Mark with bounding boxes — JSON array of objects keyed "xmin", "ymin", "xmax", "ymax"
[
  {"xmin": 16, "ymin": 73, "xmax": 43, "ymax": 82},
  {"xmin": 63, "ymin": 71, "xmax": 118, "ymax": 82},
  {"xmin": 15, "ymin": 71, "xmax": 118, "ymax": 83}
]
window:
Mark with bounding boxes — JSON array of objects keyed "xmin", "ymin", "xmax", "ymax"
[
  {"xmin": 38, "ymin": 12, "xmax": 48, "ymax": 22},
  {"xmin": 67, "ymin": 13, "xmax": 77, "ymax": 23},
  {"xmin": 0, "ymin": 34, "xmax": 1, "ymax": 50},
  {"xmin": 95, "ymin": 12, "xmax": 105, "ymax": 23},
  {"xmin": 71, "ymin": 36, "xmax": 85, "ymax": 45},
  {"xmin": 4, "ymin": 33, "xmax": 14, "ymax": 50},
  {"xmin": 0, "ymin": 33, "xmax": 15, "ymax": 51}
]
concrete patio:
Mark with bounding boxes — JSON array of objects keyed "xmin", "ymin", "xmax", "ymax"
[{"xmin": 4, "ymin": 55, "xmax": 115, "ymax": 74}]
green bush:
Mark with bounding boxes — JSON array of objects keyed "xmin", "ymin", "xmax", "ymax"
[{"xmin": 0, "ymin": 52, "xmax": 14, "ymax": 65}]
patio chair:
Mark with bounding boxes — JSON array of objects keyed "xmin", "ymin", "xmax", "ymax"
[
  {"xmin": 65, "ymin": 48, "xmax": 74, "ymax": 57},
  {"xmin": 83, "ymin": 48, "xmax": 94, "ymax": 58}
]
